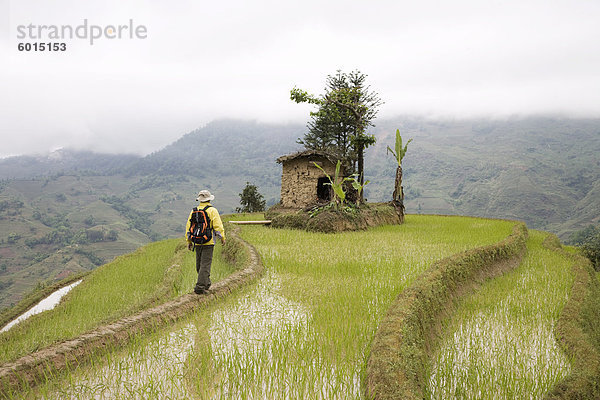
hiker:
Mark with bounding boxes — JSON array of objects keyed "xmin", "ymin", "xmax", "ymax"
[{"xmin": 186, "ymin": 190, "xmax": 226, "ymax": 294}]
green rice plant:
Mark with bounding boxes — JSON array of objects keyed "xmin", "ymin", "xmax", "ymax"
[
  {"xmin": 426, "ymin": 230, "xmax": 574, "ymax": 399},
  {"xmin": 23, "ymin": 215, "xmax": 516, "ymax": 399},
  {"xmin": 545, "ymin": 234, "xmax": 600, "ymax": 398},
  {"xmin": 0, "ymin": 238, "xmax": 235, "ymax": 365},
  {"xmin": 222, "ymin": 212, "xmax": 265, "ymax": 222},
  {"xmin": 187, "ymin": 215, "xmax": 515, "ymax": 398},
  {"xmin": 365, "ymin": 221, "xmax": 528, "ymax": 398},
  {"xmin": 24, "ymin": 317, "xmax": 199, "ymax": 399},
  {"xmin": 0, "ymin": 271, "xmax": 89, "ymax": 332}
]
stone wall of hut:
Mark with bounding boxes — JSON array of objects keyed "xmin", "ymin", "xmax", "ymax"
[{"xmin": 280, "ymin": 156, "xmax": 336, "ymax": 208}]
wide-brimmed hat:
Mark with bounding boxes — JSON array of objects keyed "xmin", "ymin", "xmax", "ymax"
[{"xmin": 196, "ymin": 190, "xmax": 215, "ymax": 202}]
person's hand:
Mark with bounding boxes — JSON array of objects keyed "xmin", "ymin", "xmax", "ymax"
[
  {"xmin": 221, "ymin": 237, "xmax": 226, "ymax": 245},
  {"xmin": 187, "ymin": 242, "xmax": 194, "ymax": 251}
]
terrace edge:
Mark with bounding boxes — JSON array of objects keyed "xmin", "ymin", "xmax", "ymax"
[
  {"xmin": 542, "ymin": 235, "xmax": 600, "ymax": 399},
  {"xmin": 365, "ymin": 220, "xmax": 528, "ymax": 399}
]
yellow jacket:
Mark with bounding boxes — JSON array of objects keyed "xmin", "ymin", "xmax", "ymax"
[{"xmin": 185, "ymin": 202, "xmax": 225, "ymax": 245}]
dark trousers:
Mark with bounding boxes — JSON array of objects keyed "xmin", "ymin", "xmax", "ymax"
[{"xmin": 195, "ymin": 244, "xmax": 214, "ymax": 291}]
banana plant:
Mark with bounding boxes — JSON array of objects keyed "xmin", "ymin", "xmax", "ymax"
[
  {"xmin": 386, "ymin": 129, "xmax": 412, "ymax": 218},
  {"xmin": 351, "ymin": 178, "xmax": 370, "ymax": 206},
  {"xmin": 313, "ymin": 160, "xmax": 355, "ymax": 206},
  {"xmin": 387, "ymin": 129, "xmax": 412, "ymax": 168}
]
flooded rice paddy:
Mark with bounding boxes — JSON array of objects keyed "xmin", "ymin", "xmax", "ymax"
[
  {"xmin": 426, "ymin": 231, "xmax": 574, "ymax": 399},
  {"xmin": 38, "ymin": 273, "xmax": 314, "ymax": 399},
  {"xmin": 21, "ymin": 218, "xmax": 574, "ymax": 399}
]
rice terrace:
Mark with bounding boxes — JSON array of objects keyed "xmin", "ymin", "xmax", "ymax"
[
  {"xmin": 0, "ymin": 69, "xmax": 599, "ymax": 399},
  {"xmin": 0, "ymin": 211, "xmax": 599, "ymax": 399}
]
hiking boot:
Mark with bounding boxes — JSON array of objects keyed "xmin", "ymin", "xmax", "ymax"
[{"xmin": 194, "ymin": 288, "xmax": 207, "ymax": 295}]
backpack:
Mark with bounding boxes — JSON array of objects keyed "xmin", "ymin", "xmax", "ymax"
[{"xmin": 187, "ymin": 205, "xmax": 213, "ymax": 245}]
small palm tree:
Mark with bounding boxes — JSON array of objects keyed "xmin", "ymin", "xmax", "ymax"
[{"xmin": 386, "ymin": 129, "xmax": 412, "ymax": 219}]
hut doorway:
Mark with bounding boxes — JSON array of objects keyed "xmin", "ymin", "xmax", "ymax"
[{"xmin": 317, "ymin": 177, "xmax": 332, "ymax": 202}]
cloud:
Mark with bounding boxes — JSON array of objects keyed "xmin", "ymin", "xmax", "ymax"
[{"xmin": 1, "ymin": 0, "xmax": 600, "ymax": 157}]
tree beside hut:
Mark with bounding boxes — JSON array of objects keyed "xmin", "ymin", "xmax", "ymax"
[{"xmin": 290, "ymin": 70, "xmax": 382, "ymax": 202}]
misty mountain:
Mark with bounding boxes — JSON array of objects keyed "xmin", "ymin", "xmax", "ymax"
[
  {"xmin": 126, "ymin": 119, "xmax": 302, "ymax": 179},
  {"xmin": 0, "ymin": 116, "xmax": 599, "ymax": 310},
  {"xmin": 0, "ymin": 149, "xmax": 140, "ymax": 180}
]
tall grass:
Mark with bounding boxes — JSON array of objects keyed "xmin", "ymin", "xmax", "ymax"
[
  {"xmin": 0, "ymin": 238, "xmax": 234, "ymax": 365},
  {"xmin": 426, "ymin": 230, "xmax": 574, "ymax": 399}
]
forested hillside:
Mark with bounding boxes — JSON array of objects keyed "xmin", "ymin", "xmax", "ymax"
[{"xmin": 0, "ymin": 116, "xmax": 598, "ymax": 310}]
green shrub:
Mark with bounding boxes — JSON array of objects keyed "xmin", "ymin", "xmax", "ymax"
[
  {"xmin": 581, "ymin": 232, "xmax": 600, "ymax": 271},
  {"xmin": 74, "ymin": 248, "xmax": 104, "ymax": 266},
  {"xmin": 0, "ymin": 279, "xmax": 13, "ymax": 291},
  {"xmin": 6, "ymin": 233, "xmax": 20, "ymax": 244},
  {"xmin": 236, "ymin": 182, "xmax": 266, "ymax": 213},
  {"xmin": 83, "ymin": 216, "xmax": 96, "ymax": 226},
  {"xmin": 106, "ymin": 229, "xmax": 118, "ymax": 241},
  {"xmin": 0, "ymin": 199, "xmax": 24, "ymax": 212},
  {"xmin": 271, "ymin": 212, "xmax": 309, "ymax": 230}
]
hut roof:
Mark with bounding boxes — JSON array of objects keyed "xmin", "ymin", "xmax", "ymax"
[{"xmin": 276, "ymin": 150, "xmax": 338, "ymax": 164}]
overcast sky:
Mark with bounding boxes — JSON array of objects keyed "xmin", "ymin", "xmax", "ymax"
[{"xmin": 1, "ymin": 0, "xmax": 599, "ymax": 157}]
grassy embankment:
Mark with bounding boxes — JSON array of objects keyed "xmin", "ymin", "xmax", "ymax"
[
  {"xmin": 26, "ymin": 214, "xmax": 517, "ymax": 398},
  {"xmin": 426, "ymin": 230, "xmax": 574, "ymax": 399},
  {"xmin": 543, "ymin": 235, "xmax": 600, "ymax": 399},
  {"xmin": 0, "ymin": 237, "xmax": 235, "ymax": 365}
]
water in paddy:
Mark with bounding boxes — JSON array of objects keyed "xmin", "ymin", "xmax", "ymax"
[
  {"xmin": 40, "ymin": 273, "xmax": 319, "ymax": 399},
  {"xmin": 1, "ymin": 280, "xmax": 82, "ymax": 333}
]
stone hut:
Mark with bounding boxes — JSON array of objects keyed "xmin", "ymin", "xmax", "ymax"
[{"xmin": 276, "ymin": 150, "xmax": 338, "ymax": 208}]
